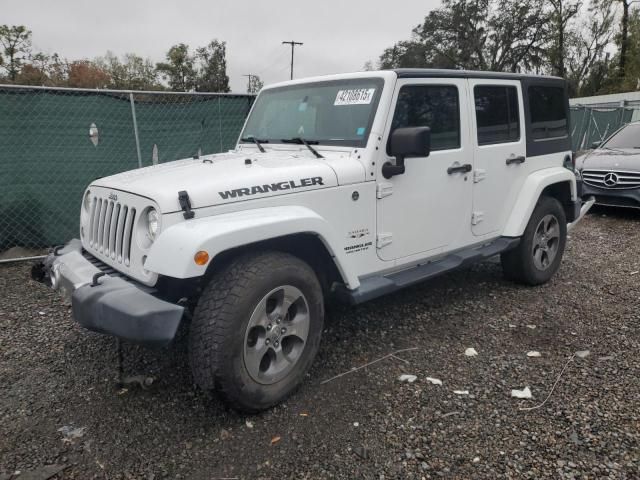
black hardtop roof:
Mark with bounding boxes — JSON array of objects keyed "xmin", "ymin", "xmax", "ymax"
[{"xmin": 392, "ymin": 68, "xmax": 564, "ymax": 83}]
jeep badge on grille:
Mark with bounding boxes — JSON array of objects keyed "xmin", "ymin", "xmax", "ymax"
[{"xmin": 108, "ymin": 192, "xmax": 118, "ymax": 201}]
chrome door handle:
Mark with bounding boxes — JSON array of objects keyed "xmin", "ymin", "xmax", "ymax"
[{"xmin": 447, "ymin": 163, "xmax": 472, "ymax": 175}]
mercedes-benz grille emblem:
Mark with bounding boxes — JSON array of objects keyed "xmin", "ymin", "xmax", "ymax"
[{"xmin": 603, "ymin": 172, "xmax": 619, "ymax": 187}]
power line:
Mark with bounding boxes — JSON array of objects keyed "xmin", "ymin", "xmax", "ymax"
[{"xmin": 282, "ymin": 40, "xmax": 303, "ymax": 80}]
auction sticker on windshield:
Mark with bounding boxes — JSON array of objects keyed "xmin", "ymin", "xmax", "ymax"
[{"xmin": 334, "ymin": 88, "xmax": 376, "ymax": 106}]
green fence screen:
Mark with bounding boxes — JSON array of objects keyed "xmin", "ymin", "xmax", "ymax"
[{"xmin": 0, "ymin": 86, "xmax": 254, "ymax": 255}]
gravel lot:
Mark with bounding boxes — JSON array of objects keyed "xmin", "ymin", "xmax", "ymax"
[{"xmin": 1, "ymin": 207, "xmax": 639, "ymax": 479}]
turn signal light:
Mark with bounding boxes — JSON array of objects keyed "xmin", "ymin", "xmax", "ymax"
[{"xmin": 194, "ymin": 251, "xmax": 209, "ymax": 266}]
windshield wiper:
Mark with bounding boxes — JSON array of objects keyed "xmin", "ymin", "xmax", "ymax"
[
  {"xmin": 281, "ymin": 137, "xmax": 324, "ymax": 159},
  {"xmin": 241, "ymin": 136, "xmax": 267, "ymax": 153}
]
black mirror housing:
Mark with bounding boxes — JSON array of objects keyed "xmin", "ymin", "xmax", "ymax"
[
  {"xmin": 383, "ymin": 127, "xmax": 431, "ymax": 179},
  {"xmin": 389, "ymin": 127, "xmax": 431, "ymax": 159}
]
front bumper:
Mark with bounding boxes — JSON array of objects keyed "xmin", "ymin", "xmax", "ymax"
[
  {"xmin": 581, "ymin": 182, "xmax": 640, "ymax": 209},
  {"xmin": 33, "ymin": 239, "xmax": 184, "ymax": 346}
]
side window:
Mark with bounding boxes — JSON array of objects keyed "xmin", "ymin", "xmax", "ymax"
[
  {"xmin": 528, "ymin": 86, "xmax": 568, "ymax": 140},
  {"xmin": 390, "ymin": 85, "xmax": 460, "ymax": 152},
  {"xmin": 474, "ymin": 86, "xmax": 520, "ymax": 145}
]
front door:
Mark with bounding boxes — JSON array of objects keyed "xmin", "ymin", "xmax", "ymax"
[
  {"xmin": 376, "ymin": 78, "xmax": 473, "ymax": 262},
  {"xmin": 469, "ymin": 79, "xmax": 527, "ymax": 236}
]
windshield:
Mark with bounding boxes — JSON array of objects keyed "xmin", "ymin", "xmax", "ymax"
[
  {"xmin": 603, "ymin": 123, "xmax": 640, "ymax": 149},
  {"xmin": 240, "ymin": 78, "xmax": 384, "ymax": 148}
]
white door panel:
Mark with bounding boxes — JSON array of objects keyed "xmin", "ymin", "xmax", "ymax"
[
  {"xmin": 376, "ymin": 78, "xmax": 473, "ymax": 262},
  {"xmin": 469, "ymin": 79, "xmax": 527, "ymax": 236}
]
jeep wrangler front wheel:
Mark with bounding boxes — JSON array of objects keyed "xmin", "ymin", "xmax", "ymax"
[
  {"xmin": 189, "ymin": 251, "xmax": 324, "ymax": 412},
  {"xmin": 501, "ymin": 196, "xmax": 567, "ymax": 285}
]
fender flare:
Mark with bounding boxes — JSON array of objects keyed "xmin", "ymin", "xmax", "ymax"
[
  {"xmin": 502, "ymin": 167, "xmax": 577, "ymax": 237},
  {"xmin": 144, "ymin": 206, "xmax": 359, "ymax": 289}
]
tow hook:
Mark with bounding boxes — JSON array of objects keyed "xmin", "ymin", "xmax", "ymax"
[
  {"xmin": 115, "ymin": 338, "xmax": 156, "ymax": 391},
  {"xmin": 31, "ymin": 261, "xmax": 48, "ymax": 283}
]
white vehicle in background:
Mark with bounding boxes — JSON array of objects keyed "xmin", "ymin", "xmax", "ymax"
[{"xmin": 35, "ymin": 69, "xmax": 591, "ymax": 412}]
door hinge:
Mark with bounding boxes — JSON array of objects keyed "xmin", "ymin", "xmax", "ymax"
[
  {"xmin": 376, "ymin": 182, "xmax": 393, "ymax": 199},
  {"xmin": 473, "ymin": 169, "xmax": 487, "ymax": 183},
  {"xmin": 376, "ymin": 233, "xmax": 393, "ymax": 249},
  {"xmin": 471, "ymin": 211, "xmax": 484, "ymax": 225}
]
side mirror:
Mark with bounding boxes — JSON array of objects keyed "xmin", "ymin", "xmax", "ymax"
[
  {"xmin": 383, "ymin": 127, "xmax": 431, "ymax": 179},
  {"xmin": 591, "ymin": 141, "xmax": 602, "ymax": 149}
]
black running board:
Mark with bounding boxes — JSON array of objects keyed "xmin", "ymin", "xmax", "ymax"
[{"xmin": 334, "ymin": 237, "xmax": 520, "ymax": 305}]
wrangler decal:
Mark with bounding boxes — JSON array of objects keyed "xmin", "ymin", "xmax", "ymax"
[{"xmin": 219, "ymin": 177, "xmax": 324, "ymax": 200}]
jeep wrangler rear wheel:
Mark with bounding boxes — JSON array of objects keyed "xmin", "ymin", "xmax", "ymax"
[
  {"xmin": 189, "ymin": 251, "xmax": 324, "ymax": 412},
  {"xmin": 501, "ymin": 196, "xmax": 567, "ymax": 285}
]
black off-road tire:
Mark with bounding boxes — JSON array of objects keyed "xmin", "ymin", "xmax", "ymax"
[
  {"xmin": 501, "ymin": 196, "xmax": 567, "ymax": 285},
  {"xmin": 189, "ymin": 251, "xmax": 324, "ymax": 412}
]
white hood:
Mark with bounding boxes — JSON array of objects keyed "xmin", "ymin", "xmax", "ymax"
[{"xmin": 91, "ymin": 150, "xmax": 357, "ymax": 213}]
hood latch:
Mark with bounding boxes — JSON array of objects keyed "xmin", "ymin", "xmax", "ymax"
[{"xmin": 178, "ymin": 191, "xmax": 195, "ymax": 220}]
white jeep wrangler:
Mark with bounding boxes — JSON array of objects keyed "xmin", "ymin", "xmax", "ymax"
[{"xmin": 35, "ymin": 69, "xmax": 592, "ymax": 411}]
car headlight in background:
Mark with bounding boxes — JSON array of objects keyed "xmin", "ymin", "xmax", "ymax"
[
  {"xmin": 83, "ymin": 190, "xmax": 92, "ymax": 212},
  {"xmin": 147, "ymin": 208, "xmax": 159, "ymax": 240}
]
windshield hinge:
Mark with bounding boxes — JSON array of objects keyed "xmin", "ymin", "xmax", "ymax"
[
  {"xmin": 376, "ymin": 233, "xmax": 393, "ymax": 249},
  {"xmin": 376, "ymin": 183, "xmax": 393, "ymax": 199},
  {"xmin": 473, "ymin": 169, "xmax": 487, "ymax": 183},
  {"xmin": 178, "ymin": 190, "xmax": 195, "ymax": 220}
]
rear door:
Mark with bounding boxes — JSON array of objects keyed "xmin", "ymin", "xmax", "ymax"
[{"xmin": 469, "ymin": 80, "xmax": 527, "ymax": 236}]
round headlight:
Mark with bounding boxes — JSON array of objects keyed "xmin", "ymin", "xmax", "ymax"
[
  {"xmin": 147, "ymin": 209, "xmax": 159, "ymax": 240},
  {"xmin": 83, "ymin": 190, "xmax": 92, "ymax": 212}
]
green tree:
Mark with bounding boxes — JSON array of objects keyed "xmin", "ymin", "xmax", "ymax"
[
  {"xmin": 0, "ymin": 25, "xmax": 32, "ymax": 81},
  {"xmin": 546, "ymin": 0, "xmax": 582, "ymax": 77},
  {"xmin": 622, "ymin": 7, "xmax": 640, "ymax": 90},
  {"xmin": 156, "ymin": 43, "xmax": 197, "ymax": 91},
  {"xmin": 97, "ymin": 51, "xmax": 161, "ymax": 90},
  {"xmin": 378, "ymin": 0, "xmax": 548, "ymax": 72},
  {"xmin": 195, "ymin": 40, "xmax": 230, "ymax": 92},
  {"xmin": 617, "ymin": 0, "xmax": 635, "ymax": 78},
  {"xmin": 603, "ymin": 5, "xmax": 640, "ymax": 92}
]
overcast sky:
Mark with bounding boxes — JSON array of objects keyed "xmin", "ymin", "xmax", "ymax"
[{"xmin": 4, "ymin": 0, "xmax": 439, "ymax": 92}]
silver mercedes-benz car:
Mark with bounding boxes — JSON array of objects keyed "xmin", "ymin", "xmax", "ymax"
[{"xmin": 577, "ymin": 121, "xmax": 640, "ymax": 208}]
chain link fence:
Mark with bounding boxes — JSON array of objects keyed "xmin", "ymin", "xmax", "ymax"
[
  {"xmin": 0, "ymin": 85, "xmax": 254, "ymax": 261},
  {"xmin": 570, "ymin": 101, "xmax": 640, "ymax": 153}
]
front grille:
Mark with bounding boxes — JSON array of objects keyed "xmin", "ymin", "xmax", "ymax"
[
  {"xmin": 82, "ymin": 249, "xmax": 130, "ymax": 279},
  {"xmin": 582, "ymin": 169, "xmax": 640, "ymax": 190},
  {"xmin": 88, "ymin": 196, "xmax": 136, "ymax": 266}
]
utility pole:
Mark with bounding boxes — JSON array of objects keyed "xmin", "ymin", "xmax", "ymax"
[
  {"xmin": 243, "ymin": 74, "xmax": 256, "ymax": 93},
  {"xmin": 282, "ymin": 40, "xmax": 303, "ymax": 80}
]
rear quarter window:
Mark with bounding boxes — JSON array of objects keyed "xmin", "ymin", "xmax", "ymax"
[{"xmin": 528, "ymin": 86, "xmax": 568, "ymax": 140}]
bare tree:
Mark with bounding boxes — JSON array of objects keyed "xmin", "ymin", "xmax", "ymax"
[{"xmin": 565, "ymin": 0, "xmax": 616, "ymax": 94}]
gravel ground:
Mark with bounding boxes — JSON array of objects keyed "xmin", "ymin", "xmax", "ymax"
[{"xmin": 1, "ymin": 207, "xmax": 639, "ymax": 479}]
